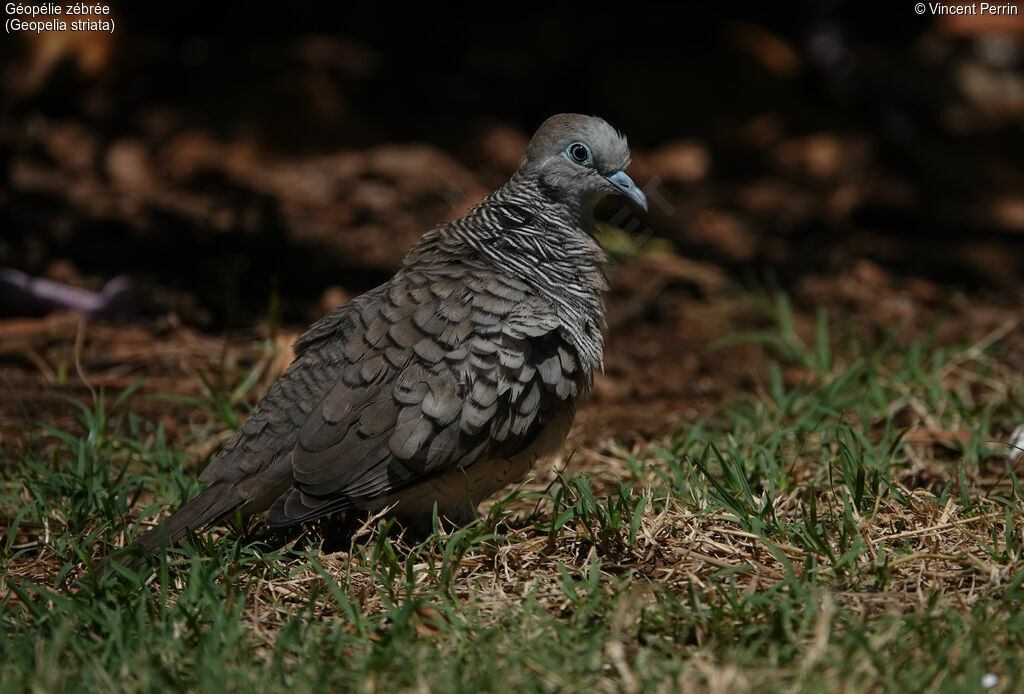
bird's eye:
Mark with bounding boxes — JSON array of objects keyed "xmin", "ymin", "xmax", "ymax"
[{"xmin": 566, "ymin": 142, "xmax": 592, "ymax": 166}]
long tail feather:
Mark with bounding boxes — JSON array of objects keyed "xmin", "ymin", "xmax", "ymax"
[{"xmin": 89, "ymin": 483, "xmax": 242, "ymax": 581}]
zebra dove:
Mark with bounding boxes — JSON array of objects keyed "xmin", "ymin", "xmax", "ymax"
[{"xmin": 123, "ymin": 113, "xmax": 647, "ymax": 560}]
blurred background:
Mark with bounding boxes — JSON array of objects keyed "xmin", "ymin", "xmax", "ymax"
[{"xmin": 2, "ymin": 2, "xmax": 1023, "ymax": 450}]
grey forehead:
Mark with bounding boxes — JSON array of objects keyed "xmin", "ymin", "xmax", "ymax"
[
  {"xmin": 522, "ymin": 114, "xmax": 632, "ymax": 172},
  {"xmin": 571, "ymin": 118, "xmax": 631, "ymax": 171}
]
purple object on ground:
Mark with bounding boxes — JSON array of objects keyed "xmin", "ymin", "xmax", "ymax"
[{"xmin": 0, "ymin": 268, "xmax": 134, "ymax": 319}]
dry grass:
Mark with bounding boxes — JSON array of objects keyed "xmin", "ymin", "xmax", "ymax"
[{"xmin": 3, "ymin": 293, "xmax": 1024, "ymax": 692}]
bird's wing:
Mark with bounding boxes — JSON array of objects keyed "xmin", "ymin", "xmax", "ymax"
[
  {"xmin": 265, "ymin": 264, "xmax": 582, "ymax": 526},
  {"xmin": 195, "ymin": 293, "xmax": 375, "ymax": 498}
]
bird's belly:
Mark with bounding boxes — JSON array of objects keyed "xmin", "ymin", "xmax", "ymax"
[{"xmin": 361, "ymin": 408, "xmax": 573, "ymax": 523}]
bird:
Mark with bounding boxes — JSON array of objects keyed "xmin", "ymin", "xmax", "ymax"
[{"xmin": 108, "ymin": 113, "xmax": 647, "ymax": 567}]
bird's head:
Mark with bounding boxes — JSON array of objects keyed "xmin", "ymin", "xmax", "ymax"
[{"xmin": 517, "ymin": 113, "xmax": 647, "ymax": 215}]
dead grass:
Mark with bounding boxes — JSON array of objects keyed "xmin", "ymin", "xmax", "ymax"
[{"xmin": 3, "ymin": 290, "xmax": 1024, "ymax": 692}]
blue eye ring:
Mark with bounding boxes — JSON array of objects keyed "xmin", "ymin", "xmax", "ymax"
[{"xmin": 566, "ymin": 141, "xmax": 593, "ymax": 166}]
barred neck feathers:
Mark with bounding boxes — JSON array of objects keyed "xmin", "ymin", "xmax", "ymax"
[
  {"xmin": 404, "ymin": 174, "xmax": 609, "ymax": 378},
  {"xmin": 400, "ymin": 114, "xmax": 645, "ymax": 381}
]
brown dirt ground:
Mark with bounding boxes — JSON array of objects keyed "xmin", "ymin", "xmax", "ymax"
[{"xmin": 2, "ymin": 252, "xmax": 1021, "ymax": 470}]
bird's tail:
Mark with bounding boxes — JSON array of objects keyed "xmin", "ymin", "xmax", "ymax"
[{"xmin": 89, "ymin": 483, "xmax": 243, "ymax": 581}]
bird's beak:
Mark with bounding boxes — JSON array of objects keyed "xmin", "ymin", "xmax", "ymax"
[{"xmin": 605, "ymin": 170, "xmax": 648, "ymax": 212}]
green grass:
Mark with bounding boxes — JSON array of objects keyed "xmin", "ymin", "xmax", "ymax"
[{"xmin": 2, "ymin": 292, "xmax": 1024, "ymax": 693}]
